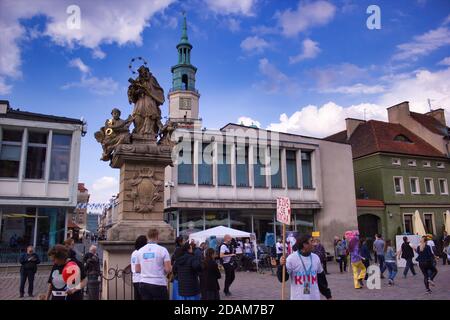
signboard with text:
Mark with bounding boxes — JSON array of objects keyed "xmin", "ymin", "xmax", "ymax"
[{"xmin": 276, "ymin": 197, "xmax": 291, "ymax": 225}]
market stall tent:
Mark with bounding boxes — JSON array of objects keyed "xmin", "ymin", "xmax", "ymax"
[{"xmin": 188, "ymin": 226, "xmax": 251, "ymax": 244}]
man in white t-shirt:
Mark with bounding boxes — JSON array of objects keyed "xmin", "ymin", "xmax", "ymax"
[
  {"xmin": 220, "ymin": 235, "xmax": 236, "ymax": 296},
  {"xmin": 275, "ymin": 238, "xmax": 287, "ymax": 261},
  {"xmin": 278, "ymin": 234, "xmax": 332, "ymax": 300},
  {"xmin": 135, "ymin": 229, "xmax": 172, "ymax": 300}
]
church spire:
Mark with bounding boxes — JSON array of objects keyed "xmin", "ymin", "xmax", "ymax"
[{"xmin": 180, "ymin": 11, "xmax": 189, "ymax": 44}]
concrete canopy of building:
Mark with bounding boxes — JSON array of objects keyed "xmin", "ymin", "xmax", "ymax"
[
  {"xmin": 327, "ymin": 102, "xmax": 450, "ymax": 243},
  {"xmin": 0, "ymin": 100, "xmax": 84, "ymax": 264}
]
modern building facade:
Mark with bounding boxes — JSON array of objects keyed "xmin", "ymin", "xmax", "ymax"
[
  {"xmin": 326, "ymin": 102, "xmax": 450, "ymax": 243},
  {"xmin": 163, "ymin": 18, "xmax": 358, "ymax": 250},
  {"xmin": 0, "ymin": 100, "xmax": 85, "ymax": 263}
]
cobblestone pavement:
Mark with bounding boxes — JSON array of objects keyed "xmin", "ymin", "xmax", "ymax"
[{"xmin": 1, "ymin": 262, "xmax": 449, "ymax": 300}]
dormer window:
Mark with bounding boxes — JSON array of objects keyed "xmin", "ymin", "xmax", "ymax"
[
  {"xmin": 394, "ymin": 134, "xmax": 412, "ymax": 143},
  {"xmin": 392, "ymin": 158, "xmax": 401, "ymax": 166},
  {"xmin": 423, "ymin": 161, "xmax": 431, "ymax": 167},
  {"xmin": 407, "ymin": 160, "xmax": 416, "ymax": 167}
]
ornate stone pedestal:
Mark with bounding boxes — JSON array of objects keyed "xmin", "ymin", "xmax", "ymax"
[{"xmin": 99, "ymin": 137, "xmax": 175, "ymax": 299}]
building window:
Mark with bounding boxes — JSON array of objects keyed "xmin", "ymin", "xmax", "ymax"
[
  {"xmin": 392, "ymin": 158, "xmax": 401, "ymax": 166},
  {"xmin": 301, "ymin": 151, "xmax": 313, "ymax": 189},
  {"xmin": 198, "ymin": 143, "xmax": 213, "ymax": 185},
  {"xmin": 423, "ymin": 161, "xmax": 431, "ymax": 167},
  {"xmin": 0, "ymin": 128, "xmax": 23, "ymax": 178},
  {"xmin": 403, "ymin": 214, "xmax": 413, "ymax": 234},
  {"xmin": 286, "ymin": 150, "xmax": 298, "ymax": 189},
  {"xmin": 410, "ymin": 177, "xmax": 420, "ymax": 194},
  {"xmin": 253, "ymin": 146, "xmax": 266, "ymax": 188},
  {"xmin": 217, "ymin": 144, "xmax": 231, "ymax": 186},
  {"xmin": 178, "ymin": 143, "xmax": 193, "ymax": 184},
  {"xmin": 407, "ymin": 160, "xmax": 416, "ymax": 167},
  {"xmin": 436, "ymin": 162, "xmax": 445, "ymax": 169},
  {"xmin": 394, "ymin": 134, "xmax": 412, "ymax": 143},
  {"xmin": 424, "ymin": 178, "xmax": 434, "ymax": 194},
  {"xmin": 270, "ymin": 148, "xmax": 282, "ymax": 188},
  {"xmin": 438, "ymin": 178, "xmax": 448, "ymax": 195},
  {"xmin": 25, "ymin": 131, "xmax": 48, "ymax": 179},
  {"xmin": 423, "ymin": 213, "xmax": 435, "ymax": 234},
  {"xmin": 393, "ymin": 176, "xmax": 404, "ymax": 194},
  {"xmin": 179, "ymin": 210, "xmax": 203, "ymax": 237},
  {"xmin": 50, "ymin": 133, "xmax": 71, "ymax": 181},
  {"xmin": 236, "ymin": 145, "xmax": 249, "ymax": 187}
]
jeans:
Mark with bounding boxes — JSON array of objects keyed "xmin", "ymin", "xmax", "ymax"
[
  {"xmin": 351, "ymin": 261, "xmax": 366, "ymax": 289},
  {"xmin": 419, "ymin": 261, "xmax": 438, "ymax": 290},
  {"xmin": 87, "ymin": 275, "xmax": 100, "ymax": 300},
  {"xmin": 179, "ymin": 294, "xmax": 200, "ymax": 300},
  {"xmin": 385, "ymin": 262, "xmax": 397, "ymax": 281},
  {"xmin": 139, "ymin": 283, "xmax": 169, "ymax": 300},
  {"xmin": 403, "ymin": 258, "xmax": 416, "ymax": 276},
  {"xmin": 377, "ymin": 254, "xmax": 386, "ymax": 274},
  {"xmin": 338, "ymin": 255, "xmax": 347, "ymax": 272},
  {"xmin": 223, "ymin": 263, "xmax": 235, "ymax": 294},
  {"xmin": 19, "ymin": 270, "xmax": 35, "ymax": 295}
]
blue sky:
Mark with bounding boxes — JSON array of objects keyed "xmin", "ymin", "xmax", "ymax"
[{"xmin": 0, "ymin": 0, "xmax": 449, "ymax": 203}]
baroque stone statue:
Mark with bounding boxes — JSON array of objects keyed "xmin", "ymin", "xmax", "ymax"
[
  {"xmin": 127, "ymin": 65, "xmax": 164, "ymax": 139},
  {"xmin": 158, "ymin": 120, "xmax": 177, "ymax": 147},
  {"xmin": 94, "ymin": 108, "xmax": 132, "ymax": 161}
]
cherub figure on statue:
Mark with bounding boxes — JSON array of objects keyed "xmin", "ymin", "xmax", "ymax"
[
  {"xmin": 158, "ymin": 120, "xmax": 177, "ymax": 147},
  {"xmin": 94, "ymin": 108, "xmax": 132, "ymax": 161}
]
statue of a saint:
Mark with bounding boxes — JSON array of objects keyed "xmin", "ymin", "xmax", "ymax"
[
  {"xmin": 94, "ymin": 108, "xmax": 132, "ymax": 161},
  {"xmin": 127, "ymin": 65, "xmax": 164, "ymax": 139}
]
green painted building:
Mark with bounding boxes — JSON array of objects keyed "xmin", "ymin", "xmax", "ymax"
[{"xmin": 326, "ymin": 102, "xmax": 450, "ymax": 243}]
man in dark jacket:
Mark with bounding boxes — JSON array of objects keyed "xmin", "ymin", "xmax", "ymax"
[
  {"xmin": 312, "ymin": 238, "xmax": 328, "ymax": 274},
  {"xmin": 19, "ymin": 246, "xmax": 40, "ymax": 298},
  {"xmin": 83, "ymin": 245, "xmax": 101, "ymax": 300},
  {"xmin": 173, "ymin": 242, "xmax": 202, "ymax": 300},
  {"xmin": 398, "ymin": 236, "xmax": 416, "ymax": 277}
]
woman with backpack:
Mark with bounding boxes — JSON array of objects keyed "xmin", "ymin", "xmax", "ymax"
[
  {"xmin": 200, "ymin": 248, "xmax": 221, "ymax": 300},
  {"xmin": 416, "ymin": 235, "xmax": 438, "ymax": 294},
  {"xmin": 397, "ymin": 236, "xmax": 416, "ymax": 278}
]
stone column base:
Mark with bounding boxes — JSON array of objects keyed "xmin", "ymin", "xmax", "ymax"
[{"xmin": 106, "ymin": 220, "xmax": 174, "ymax": 242}]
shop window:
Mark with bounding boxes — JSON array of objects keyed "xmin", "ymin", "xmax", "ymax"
[{"xmin": 218, "ymin": 144, "xmax": 231, "ymax": 186}]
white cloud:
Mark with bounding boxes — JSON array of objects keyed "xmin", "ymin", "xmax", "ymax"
[
  {"xmin": 205, "ymin": 0, "xmax": 255, "ymax": 16},
  {"xmin": 438, "ymin": 56, "xmax": 450, "ymax": 66},
  {"xmin": 237, "ymin": 116, "xmax": 261, "ymax": 128},
  {"xmin": 309, "ymin": 63, "xmax": 367, "ymax": 90},
  {"xmin": 226, "ymin": 18, "xmax": 241, "ymax": 32},
  {"xmin": 0, "ymin": 0, "xmax": 175, "ymax": 89},
  {"xmin": 267, "ymin": 102, "xmax": 386, "ymax": 138},
  {"xmin": 240, "ymin": 36, "xmax": 269, "ymax": 53},
  {"xmin": 277, "ymin": 0, "xmax": 336, "ymax": 37},
  {"xmin": 322, "ymin": 83, "xmax": 385, "ymax": 95},
  {"xmin": 69, "ymin": 58, "xmax": 90, "ymax": 74},
  {"xmin": 0, "ymin": 77, "xmax": 12, "ymax": 95},
  {"xmin": 393, "ymin": 26, "xmax": 450, "ymax": 61},
  {"xmin": 266, "ymin": 65, "xmax": 450, "ymax": 137},
  {"xmin": 289, "ymin": 38, "xmax": 321, "ymax": 63},
  {"xmin": 89, "ymin": 176, "xmax": 119, "ymax": 204},
  {"xmin": 63, "ymin": 58, "xmax": 118, "ymax": 95}
]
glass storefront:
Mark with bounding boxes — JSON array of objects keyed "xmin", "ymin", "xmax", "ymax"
[
  {"xmin": 176, "ymin": 209, "xmax": 316, "ymax": 243},
  {"xmin": 0, "ymin": 206, "xmax": 67, "ymax": 264}
]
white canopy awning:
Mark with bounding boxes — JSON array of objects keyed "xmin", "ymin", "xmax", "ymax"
[{"xmin": 188, "ymin": 226, "xmax": 251, "ymax": 245}]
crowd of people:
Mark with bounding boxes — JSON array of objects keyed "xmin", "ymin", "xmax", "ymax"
[{"xmin": 17, "ymin": 227, "xmax": 450, "ymax": 300}]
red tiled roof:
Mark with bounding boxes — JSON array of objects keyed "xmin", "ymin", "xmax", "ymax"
[
  {"xmin": 410, "ymin": 112, "xmax": 449, "ymax": 136},
  {"xmin": 356, "ymin": 199, "xmax": 385, "ymax": 207},
  {"xmin": 325, "ymin": 120, "xmax": 446, "ymax": 159}
]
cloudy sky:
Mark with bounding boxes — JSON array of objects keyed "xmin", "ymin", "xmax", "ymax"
[{"xmin": 1, "ymin": 0, "xmax": 449, "ymax": 204}]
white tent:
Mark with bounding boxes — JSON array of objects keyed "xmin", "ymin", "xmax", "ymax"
[
  {"xmin": 188, "ymin": 226, "xmax": 251, "ymax": 244},
  {"xmin": 413, "ymin": 210, "xmax": 426, "ymax": 236}
]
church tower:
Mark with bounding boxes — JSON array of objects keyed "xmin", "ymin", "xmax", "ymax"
[{"xmin": 168, "ymin": 13, "xmax": 201, "ymax": 129}]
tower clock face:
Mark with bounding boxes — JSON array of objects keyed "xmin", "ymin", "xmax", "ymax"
[{"xmin": 179, "ymin": 97, "xmax": 192, "ymax": 110}]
